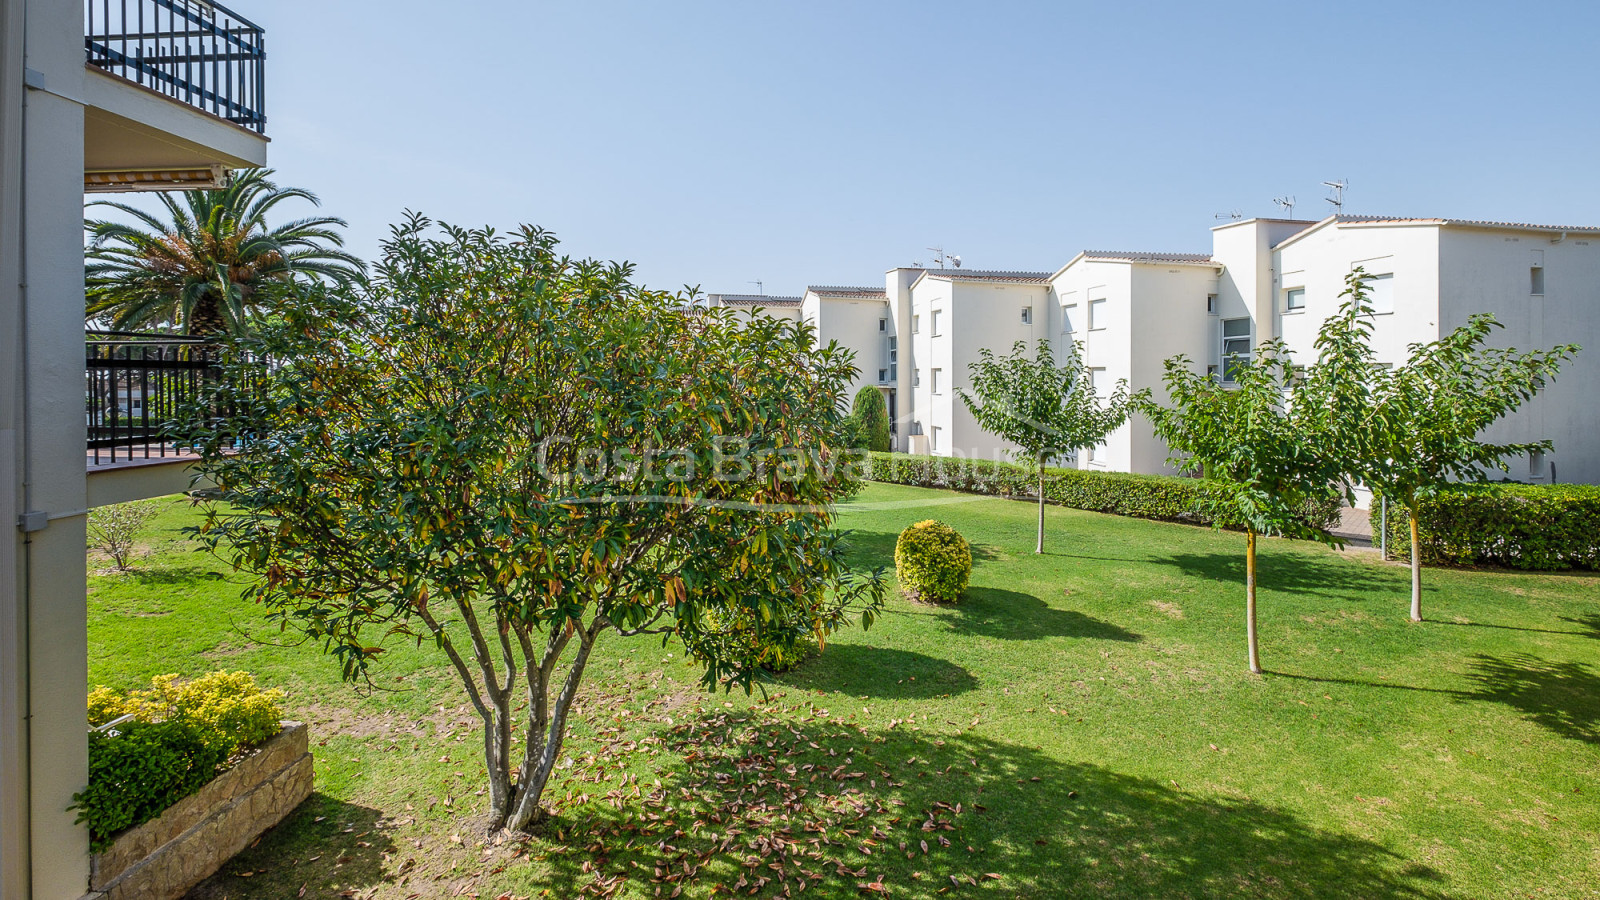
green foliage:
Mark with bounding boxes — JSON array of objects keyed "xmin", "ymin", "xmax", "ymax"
[
  {"xmin": 1301, "ymin": 267, "xmax": 1580, "ymax": 511},
  {"xmin": 1138, "ymin": 342, "xmax": 1342, "ymax": 542},
  {"xmin": 847, "ymin": 386, "xmax": 892, "ymax": 453},
  {"xmin": 895, "ymin": 519, "xmax": 972, "ymax": 603},
  {"xmin": 73, "ymin": 720, "xmax": 228, "ymax": 851},
  {"xmin": 85, "ymin": 168, "xmax": 363, "ymax": 336},
  {"xmin": 85, "ymin": 671, "xmax": 286, "ymax": 758},
  {"xmin": 958, "ymin": 339, "xmax": 1133, "ymax": 470},
  {"xmin": 866, "ymin": 453, "xmax": 1341, "ymax": 533},
  {"xmin": 187, "ymin": 215, "xmax": 885, "ymax": 832},
  {"xmin": 86, "ymin": 500, "xmax": 162, "ymax": 570},
  {"xmin": 1376, "ymin": 483, "xmax": 1600, "ymax": 570}
]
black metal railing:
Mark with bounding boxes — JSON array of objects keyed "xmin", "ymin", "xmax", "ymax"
[
  {"xmin": 87, "ymin": 331, "xmax": 230, "ymax": 465},
  {"xmin": 85, "ymin": 0, "xmax": 266, "ymax": 132}
]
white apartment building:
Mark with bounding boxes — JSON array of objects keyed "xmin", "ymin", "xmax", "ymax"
[
  {"xmin": 793, "ymin": 214, "xmax": 1600, "ymax": 486},
  {"xmin": 3, "ymin": 1, "xmax": 269, "ymax": 895},
  {"xmin": 703, "ymin": 292, "xmax": 803, "ymax": 324}
]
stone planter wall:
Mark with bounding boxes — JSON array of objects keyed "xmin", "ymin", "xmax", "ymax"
[{"xmin": 89, "ymin": 721, "xmax": 313, "ymax": 900}]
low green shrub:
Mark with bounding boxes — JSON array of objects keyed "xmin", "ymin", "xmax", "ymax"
[
  {"xmin": 866, "ymin": 452, "xmax": 1341, "ymax": 534},
  {"xmin": 1375, "ymin": 484, "xmax": 1600, "ymax": 570},
  {"xmin": 700, "ymin": 608, "xmax": 817, "ymax": 674},
  {"xmin": 895, "ymin": 519, "xmax": 972, "ymax": 603},
  {"xmin": 74, "ymin": 720, "xmax": 227, "ymax": 851},
  {"xmin": 75, "ymin": 671, "xmax": 286, "ymax": 849}
]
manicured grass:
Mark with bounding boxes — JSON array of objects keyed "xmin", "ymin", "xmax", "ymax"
[{"xmin": 88, "ymin": 486, "xmax": 1600, "ymax": 899}]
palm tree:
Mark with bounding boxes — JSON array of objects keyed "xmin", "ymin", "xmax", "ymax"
[{"xmin": 85, "ymin": 168, "xmax": 363, "ymax": 337}]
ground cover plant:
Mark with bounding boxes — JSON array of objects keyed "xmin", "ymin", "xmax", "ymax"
[{"xmin": 90, "ymin": 490, "xmax": 1600, "ymax": 898}]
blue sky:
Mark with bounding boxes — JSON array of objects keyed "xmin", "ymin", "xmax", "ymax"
[{"xmin": 223, "ymin": 0, "xmax": 1599, "ymax": 295}]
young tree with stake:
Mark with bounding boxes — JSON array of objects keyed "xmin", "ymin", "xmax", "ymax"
[
  {"xmin": 189, "ymin": 216, "xmax": 885, "ymax": 834},
  {"xmin": 959, "ymin": 339, "xmax": 1132, "ymax": 554},
  {"xmin": 1140, "ymin": 343, "xmax": 1342, "ymax": 674},
  {"xmin": 1299, "ymin": 269, "xmax": 1578, "ymax": 622}
]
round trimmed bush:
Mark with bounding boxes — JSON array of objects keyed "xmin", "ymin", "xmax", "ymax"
[{"xmin": 895, "ymin": 519, "xmax": 972, "ymax": 603}]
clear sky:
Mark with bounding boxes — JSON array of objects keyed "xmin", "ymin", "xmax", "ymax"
[{"xmin": 216, "ymin": 0, "xmax": 1600, "ymax": 295}]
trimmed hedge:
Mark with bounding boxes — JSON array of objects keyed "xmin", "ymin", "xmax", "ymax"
[
  {"xmin": 865, "ymin": 452, "xmax": 1342, "ymax": 534},
  {"xmin": 1375, "ymin": 484, "xmax": 1600, "ymax": 571},
  {"xmin": 895, "ymin": 520, "xmax": 972, "ymax": 603}
]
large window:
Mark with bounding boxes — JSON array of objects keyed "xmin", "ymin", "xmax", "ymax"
[
  {"xmin": 1088, "ymin": 298, "xmax": 1108, "ymax": 331},
  {"xmin": 1363, "ymin": 273, "xmax": 1394, "ymax": 314},
  {"xmin": 1221, "ymin": 318, "xmax": 1251, "ymax": 382}
]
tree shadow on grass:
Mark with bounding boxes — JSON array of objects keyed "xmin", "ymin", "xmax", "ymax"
[
  {"xmin": 125, "ymin": 564, "xmax": 228, "ymax": 587},
  {"xmin": 1151, "ymin": 552, "xmax": 1402, "ymax": 600},
  {"xmin": 936, "ymin": 586, "xmax": 1141, "ymax": 642},
  {"xmin": 1557, "ymin": 613, "xmax": 1600, "ymax": 640},
  {"xmin": 784, "ymin": 644, "xmax": 979, "ymax": 699},
  {"xmin": 1462, "ymin": 653, "xmax": 1600, "ymax": 745},
  {"xmin": 185, "ymin": 794, "xmax": 397, "ymax": 899},
  {"xmin": 525, "ymin": 705, "xmax": 1460, "ymax": 900}
]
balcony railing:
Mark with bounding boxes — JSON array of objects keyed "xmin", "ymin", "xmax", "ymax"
[
  {"xmin": 85, "ymin": 0, "xmax": 266, "ymax": 133},
  {"xmin": 87, "ymin": 331, "xmax": 233, "ymax": 466}
]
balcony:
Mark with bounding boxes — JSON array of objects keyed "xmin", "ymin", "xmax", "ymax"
[
  {"xmin": 82, "ymin": 0, "xmax": 269, "ymax": 188},
  {"xmin": 85, "ymin": 331, "xmax": 243, "ymax": 504}
]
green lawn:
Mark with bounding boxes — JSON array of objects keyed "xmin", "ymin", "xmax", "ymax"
[{"xmin": 88, "ymin": 484, "xmax": 1600, "ymax": 899}]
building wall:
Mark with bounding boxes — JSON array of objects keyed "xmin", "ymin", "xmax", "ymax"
[
  {"xmin": 1436, "ymin": 228, "xmax": 1600, "ymax": 485},
  {"xmin": 1049, "ymin": 260, "xmax": 1132, "ymax": 470},
  {"xmin": 884, "ymin": 269, "xmax": 922, "ymax": 451},
  {"xmin": 1269, "ymin": 222, "xmax": 1442, "ymax": 366},
  {"xmin": 802, "ymin": 294, "xmax": 891, "ymax": 417},
  {"xmin": 1128, "ymin": 264, "xmax": 1220, "ymax": 474}
]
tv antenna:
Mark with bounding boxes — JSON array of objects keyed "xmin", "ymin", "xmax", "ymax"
[
  {"xmin": 1214, "ymin": 211, "xmax": 1243, "ymax": 221},
  {"xmin": 1323, "ymin": 180, "xmax": 1348, "ymax": 214},
  {"xmin": 748, "ymin": 280, "xmax": 763, "ymax": 295},
  {"xmin": 1273, "ymin": 195, "xmax": 1296, "ymax": 218},
  {"xmin": 926, "ymin": 246, "xmax": 952, "ymax": 269}
]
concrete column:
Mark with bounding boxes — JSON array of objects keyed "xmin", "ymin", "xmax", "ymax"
[
  {"xmin": 18, "ymin": 0, "xmax": 93, "ymax": 896},
  {"xmin": 1, "ymin": 0, "xmax": 30, "ymax": 893}
]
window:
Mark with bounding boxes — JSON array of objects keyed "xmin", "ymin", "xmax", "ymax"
[
  {"xmin": 888, "ymin": 336, "xmax": 897, "ymax": 364},
  {"xmin": 1221, "ymin": 318, "xmax": 1251, "ymax": 382},
  {"xmin": 931, "ymin": 368, "xmax": 942, "ymax": 394},
  {"xmin": 1285, "ymin": 288, "xmax": 1306, "ymax": 311},
  {"xmin": 1531, "ymin": 266, "xmax": 1545, "ymax": 295},
  {"xmin": 1088, "ymin": 298, "xmax": 1108, "ymax": 331},
  {"xmin": 930, "ymin": 426, "xmax": 941, "ymax": 453},
  {"xmin": 1089, "ymin": 367, "xmax": 1108, "ymax": 398},
  {"xmin": 931, "ymin": 309, "xmax": 942, "ymax": 335},
  {"xmin": 912, "ymin": 314, "xmax": 920, "ymax": 334},
  {"xmin": 1207, "ymin": 293, "xmax": 1218, "ymax": 315},
  {"xmin": 878, "ymin": 317, "xmax": 887, "ymax": 332},
  {"xmin": 1021, "ymin": 306, "xmax": 1032, "ymax": 325},
  {"xmin": 1062, "ymin": 303, "xmax": 1078, "ymax": 333},
  {"xmin": 1363, "ymin": 273, "xmax": 1394, "ymax": 314},
  {"xmin": 877, "ymin": 368, "xmax": 888, "ymax": 382}
]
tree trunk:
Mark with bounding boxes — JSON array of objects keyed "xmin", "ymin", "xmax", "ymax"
[
  {"xmin": 500, "ymin": 626, "xmax": 599, "ymax": 833},
  {"xmin": 1408, "ymin": 508, "xmax": 1423, "ymax": 623},
  {"xmin": 1035, "ymin": 455, "xmax": 1045, "ymax": 555},
  {"xmin": 1246, "ymin": 529, "xmax": 1261, "ymax": 674},
  {"xmin": 188, "ymin": 292, "xmax": 227, "ymax": 338}
]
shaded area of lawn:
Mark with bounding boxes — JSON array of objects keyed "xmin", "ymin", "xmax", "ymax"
[{"xmin": 82, "ymin": 486, "xmax": 1600, "ymax": 899}]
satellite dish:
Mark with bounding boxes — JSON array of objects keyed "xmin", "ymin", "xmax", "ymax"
[{"xmin": 951, "ymin": 256, "xmax": 962, "ymax": 268}]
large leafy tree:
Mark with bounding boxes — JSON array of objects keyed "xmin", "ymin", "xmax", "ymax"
[
  {"xmin": 85, "ymin": 168, "xmax": 362, "ymax": 336},
  {"xmin": 847, "ymin": 385, "xmax": 892, "ymax": 453},
  {"xmin": 959, "ymin": 339, "xmax": 1132, "ymax": 554},
  {"xmin": 1140, "ymin": 343, "xmax": 1341, "ymax": 674},
  {"xmin": 189, "ymin": 216, "xmax": 884, "ymax": 834},
  {"xmin": 1299, "ymin": 269, "xmax": 1579, "ymax": 622}
]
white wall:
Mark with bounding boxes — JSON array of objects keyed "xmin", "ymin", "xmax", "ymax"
[
  {"xmin": 803, "ymin": 293, "xmax": 891, "ymax": 417},
  {"xmin": 1437, "ymin": 228, "xmax": 1600, "ymax": 485},
  {"xmin": 1128, "ymin": 265, "xmax": 1220, "ymax": 474}
]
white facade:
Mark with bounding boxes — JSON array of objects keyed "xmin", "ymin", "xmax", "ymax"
[
  {"xmin": 2, "ymin": 0, "xmax": 268, "ymax": 895},
  {"xmin": 703, "ymin": 293, "xmax": 804, "ymax": 325},
  {"xmin": 799, "ymin": 214, "xmax": 1600, "ymax": 487}
]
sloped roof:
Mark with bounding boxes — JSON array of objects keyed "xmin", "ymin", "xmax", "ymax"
[
  {"xmin": 916, "ymin": 268, "xmax": 1052, "ymax": 285},
  {"xmin": 1336, "ymin": 215, "xmax": 1600, "ymax": 232},
  {"xmin": 1081, "ymin": 251, "xmax": 1218, "ymax": 265},
  {"xmin": 807, "ymin": 285, "xmax": 888, "ymax": 299},
  {"xmin": 708, "ymin": 293, "xmax": 803, "ymax": 308}
]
